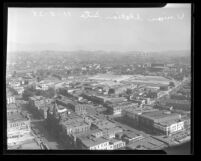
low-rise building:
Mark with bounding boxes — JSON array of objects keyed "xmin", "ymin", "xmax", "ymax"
[
  {"xmin": 7, "ymin": 103, "xmax": 20, "ymax": 116},
  {"xmin": 7, "ymin": 111, "xmax": 33, "ymax": 147},
  {"xmin": 139, "ymin": 110, "xmax": 186, "ymax": 135},
  {"xmin": 13, "ymin": 86, "xmax": 24, "ymax": 95},
  {"xmin": 29, "ymin": 96, "xmax": 53, "ymax": 119},
  {"xmin": 56, "ymin": 97, "xmax": 87, "ymax": 115},
  {"xmin": 60, "ymin": 120, "xmax": 91, "ymax": 136},
  {"xmin": 121, "ymin": 131, "xmax": 145, "ymax": 145},
  {"xmin": 77, "ymin": 135, "xmax": 109, "ymax": 150},
  {"xmin": 106, "ymin": 102, "xmax": 138, "ymax": 116},
  {"xmin": 122, "ymin": 105, "xmax": 159, "ymax": 124},
  {"xmin": 7, "ymin": 89, "xmax": 15, "ymax": 104},
  {"xmin": 103, "ymin": 126, "xmax": 123, "ymax": 139},
  {"xmin": 107, "ymin": 138, "xmax": 126, "ymax": 150},
  {"xmin": 91, "ymin": 119, "xmax": 116, "ymax": 130}
]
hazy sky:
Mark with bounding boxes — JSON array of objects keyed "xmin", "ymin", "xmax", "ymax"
[{"xmin": 7, "ymin": 3, "xmax": 191, "ymax": 52}]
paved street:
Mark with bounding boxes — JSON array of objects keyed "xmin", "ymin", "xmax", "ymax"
[
  {"xmin": 31, "ymin": 120, "xmax": 66, "ymax": 150},
  {"xmin": 20, "ymin": 103, "xmax": 66, "ymax": 150}
]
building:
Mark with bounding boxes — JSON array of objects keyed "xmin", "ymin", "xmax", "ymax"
[
  {"xmin": 9, "ymin": 80, "xmax": 21, "ymax": 88},
  {"xmin": 76, "ymin": 128, "xmax": 125, "ymax": 150},
  {"xmin": 120, "ymin": 131, "xmax": 145, "ymax": 145},
  {"xmin": 126, "ymin": 137, "xmax": 165, "ymax": 150},
  {"xmin": 29, "ymin": 96, "xmax": 53, "ymax": 119},
  {"xmin": 7, "ymin": 90, "xmax": 15, "ymax": 105},
  {"xmin": 139, "ymin": 110, "xmax": 185, "ymax": 135},
  {"xmin": 106, "ymin": 102, "xmax": 137, "ymax": 116},
  {"xmin": 84, "ymin": 115, "xmax": 100, "ymax": 125},
  {"xmin": 122, "ymin": 105, "xmax": 159, "ymax": 123},
  {"xmin": 91, "ymin": 129, "xmax": 103, "ymax": 138},
  {"xmin": 67, "ymin": 103, "xmax": 88, "ymax": 115},
  {"xmin": 36, "ymin": 80, "xmax": 55, "ymax": 91},
  {"xmin": 91, "ymin": 119, "xmax": 116, "ymax": 130},
  {"xmin": 77, "ymin": 135, "xmax": 109, "ymax": 150},
  {"xmin": 29, "ymin": 96, "xmax": 44, "ymax": 108},
  {"xmin": 108, "ymin": 84, "xmax": 132, "ymax": 95},
  {"xmin": 164, "ymin": 99, "xmax": 191, "ymax": 111},
  {"xmin": 7, "ymin": 103, "xmax": 20, "ymax": 116},
  {"xmin": 60, "ymin": 120, "xmax": 91, "ymax": 136},
  {"xmin": 152, "ymin": 118, "xmax": 185, "ymax": 136},
  {"xmin": 81, "ymin": 93, "xmax": 104, "ymax": 104},
  {"xmin": 7, "ymin": 111, "xmax": 33, "ymax": 147},
  {"xmin": 56, "ymin": 96, "xmax": 87, "ymax": 115},
  {"xmin": 13, "ymin": 86, "xmax": 24, "ymax": 95},
  {"xmin": 106, "ymin": 138, "xmax": 126, "ymax": 150},
  {"xmin": 57, "ymin": 112, "xmax": 91, "ymax": 146},
  {"xmin": 102, "ymin": 126, "xmax": 123, "ymax": 139}
]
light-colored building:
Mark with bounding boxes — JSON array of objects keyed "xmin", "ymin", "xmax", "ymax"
[
  {"xmin": 77, "ymin": 135, "xmax": 109, "ymax": 150},
  {"xmin": 7, "ymin": 96, "xmax": 15, "ymax": 105},
  {"xmin": 13, "ymin": 86, "xmax": 24, "ymax": 95},
  {"xmin": 107, "ymin": 139, "xmax": 126, "ymax": 150},
  {"xmin": 153, "ymin": 119, "xmax": 185, "ymax": 136},
  {"xmin": 7, "ymin": 112, "xmax": 33, "ymax": 147}
]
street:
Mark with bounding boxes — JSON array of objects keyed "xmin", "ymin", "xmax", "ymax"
[{"xmin": 21, "ymin": 102, "xmax": 66, "ymax": 150}]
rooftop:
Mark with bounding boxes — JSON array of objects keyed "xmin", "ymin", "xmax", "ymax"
[
  {"xmin": 93, "ymin": 119, "xmax": 116, "ymax": 130},
  {"xmin": 64, "ymin": 121, "xmax": 89, "ymax": 129},
  {"xmin": 7, "ymin": 103, "xmax": 18, "ymax": 110},
  {"xmin": 29, "ymin": 96, "xmax": 44, "ymax": 101},
  {"xmin": 109, "ymin": 138, "xmax": 124, "ymax": 144},
  {"xmin": 124, "ymin": 106, "xmax": 159, "ymax": 114},
  {"xmin": 103, "ymin": 126, "xmax": 123, "ymax": 134},
  {"xmin": 7, "ymin": 112, "xmax": 29, "ymax": 123},
  {"xmin": 79, "ymin": 135, "xmax": 109, "ymax": 148},
  {"xmin": 122, "ymin": 131, "xmax": 141, "ymax": 139},
  {"xmin": 158, "ymin": 118, "xmax": 183, "ymax": 127},
  {"xmin": 141, "ymin": 110, "xmax": 180, "ymax": 122}
]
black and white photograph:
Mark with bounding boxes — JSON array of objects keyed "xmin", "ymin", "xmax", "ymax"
[{"xmin": 5, "ymin": 3, "xmax": 192, "ymax": 154}]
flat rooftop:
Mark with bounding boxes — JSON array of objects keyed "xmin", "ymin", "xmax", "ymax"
[
  {"xmin": 124, "ymin": 106, "xmax": 159, "ymax": 114},
  {"xmin": 29, "ymin": 96, "xmax": 44, "ymax": 101},
  {"xmin": 109, "ymin": 138, "xmax": 124, "ymax": 144},
  {"xmin": 103, "ymin": 126, "xmax": 123, "ymax": 134},
  {"xmin": 127, "ymin": 137, "xmax": 165, "ymax": 150},
  {"xmin": 79, "ymin": 135, "xmax": 109, "ymax": 148},
  {"xmin": 93, "ymin": 119, "xmax": 116, "ymax": 129},
  {"xmin": 64, "ymin": 121, "xmax": 90, "ymax": 129},
  {"xmin": 7, "ymin": 112, "xmax": 28, "ymax": 123},
  {"xmin": 141, "ymin": 110, "xmax": 180, "ymax": 121},
  {"xmin": 123, "ymin": 131, "xmax": 141, "ymax": 139},
  {"xmin": 7, "ymin": 103, "xmax": 18, "ymax": 110},
  {"xmin": 159, "ymin": 118, "xmax": 183, "ymax": 127},
  {"xmin": 89, "ymin": 74, "xmax": 132, "ymax": 82}
]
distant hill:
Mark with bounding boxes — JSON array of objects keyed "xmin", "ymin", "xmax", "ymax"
[
  {"xmin": 7, "ymin": 42, "xmax": 190, "ymax": 58},
  {"xmin": 7, "ymin": 49, "xmax": 191, "ymax": 67}
]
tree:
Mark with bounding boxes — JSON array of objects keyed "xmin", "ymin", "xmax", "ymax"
[
  {"xmin": 22, "ymin": 90, "xmax": 35, "ymax": 101},
  {"xmin": 12, "ymin": 71, "xmax": 17, "ymax": 77},
  {"xmin": 169, "ymin": 81, "xmax": 175, "ymax": 87},
  {"xmin": 108, "ymin": 88, "xmax": 115, "ymax": 95},
  {"xmin": 126, "ymin": 88, "xmax": 132, "ymax": 95},
  {"xmin": 35, "ymin": 90, "xmax": 43, "ymax": 96},
  {"xmin": 44, "ymin": 87, "xmax": 56, "ymax": 98}
]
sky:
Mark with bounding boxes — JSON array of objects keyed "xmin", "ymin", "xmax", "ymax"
[{"xmin": 7, "ymin": 3, "xmax": 191, "ymax": 52}]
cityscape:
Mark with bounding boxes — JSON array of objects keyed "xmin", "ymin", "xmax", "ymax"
[{"xmin": 6, "ymin": 4, "xmax": 191, "ymax": 154}]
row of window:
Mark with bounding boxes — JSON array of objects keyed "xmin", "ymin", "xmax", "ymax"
[
  {"xmin": 8, "ymin": 134, "xmax": 23, "ymax": 139},
  {"xmin": 91, "ymin": 142, "xmax": 108, "ymax": 150},
  {"xmin": 9, "ymin": 122, "xmax": 27, "ymax": 128},
  {"xmin": 68, "ymin": 125, "xmax": 90, "ymax": 134},
  {"xmin": 113, "ymin": 142, "xmax": 125, "ymax": 149}
]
